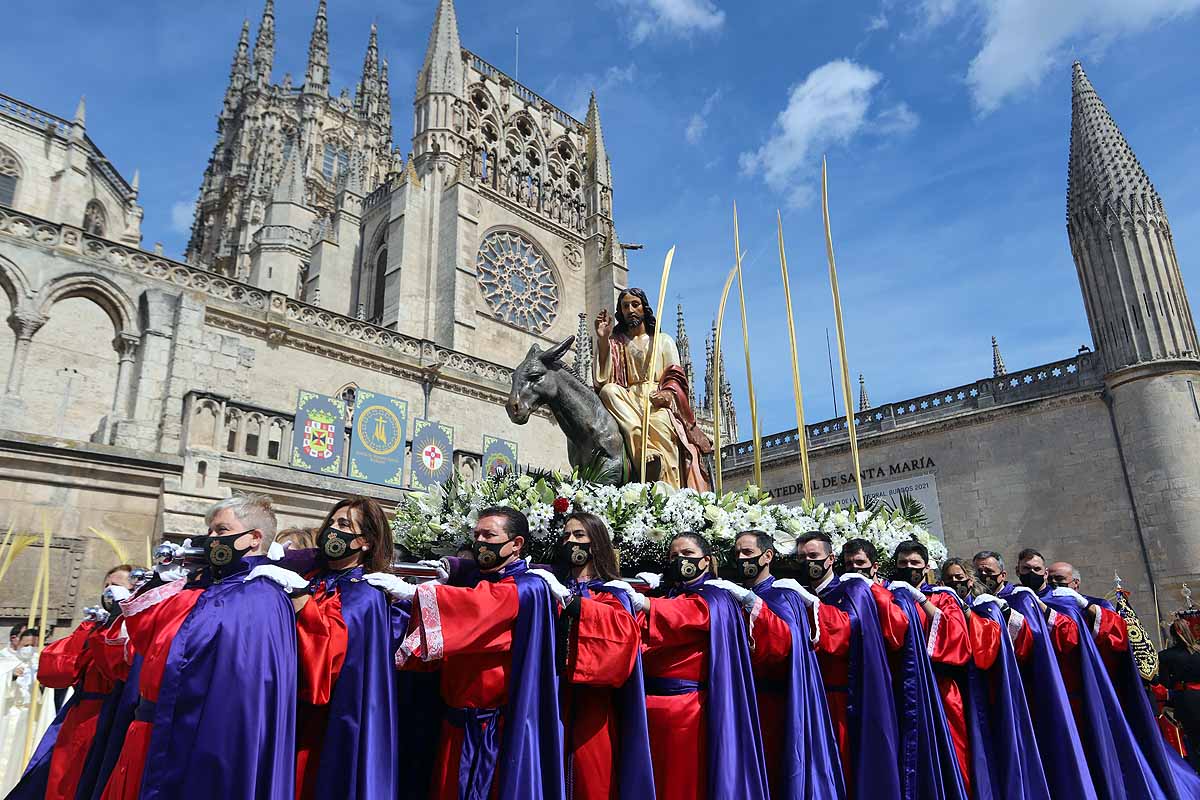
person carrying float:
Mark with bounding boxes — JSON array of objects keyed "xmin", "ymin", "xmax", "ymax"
[
  {"xmin": 99, "ymin": 493, "xmax": 299, "ymax": 800},
  {"xmin": 550, "ymin": 511, "xmax": 653, "ymax": 800},
  {"xmin": 604, "ymin": 531, "xmax": 771, "ymax": 800}
]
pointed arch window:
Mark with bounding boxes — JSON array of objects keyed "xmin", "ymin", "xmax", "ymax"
[
  {"xmin": 83, "ymin": 200, "xmax": 107, "ymax": 236},
  {"xmin": 0, "ymin": 148, "xmax": 20, "ymax": 207},
  {"xmin": 371, "ymin": 246, "xmax": 388, "ymax": 324}
]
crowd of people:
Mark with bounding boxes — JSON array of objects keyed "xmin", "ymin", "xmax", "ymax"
[{"xmin": 5, "ymin": 490, "xmax": 1200, "ymax": 800}]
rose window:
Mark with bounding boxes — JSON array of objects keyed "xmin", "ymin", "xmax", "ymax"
[{"xmin": 476, "ymin": 231, "xmax": 559, "ymax": 333}]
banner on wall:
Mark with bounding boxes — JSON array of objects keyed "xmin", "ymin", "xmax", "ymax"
[
  {"xmin": 410, "ymin": 418, "xmax": 455, "ymax": 490},
  {"xmin": 348, "ymin": 389, "xmax": 409, "ymax": 487},
  {"xmin": 482, "ymin": 436, "xmax": 519, "ymax": 476},
  {"xmin": 290, "ymin": 390, "xmax": 348, "ymax": 475}
]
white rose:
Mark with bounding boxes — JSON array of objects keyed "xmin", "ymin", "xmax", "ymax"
[
  {"xmin": 622, "ymin": 484, "xmax": 644, "ymax": 504},
  {"xmin": 517, "ymin": 475, "xmax": 533, "ymax": 490}
]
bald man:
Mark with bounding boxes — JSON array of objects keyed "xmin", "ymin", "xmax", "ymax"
[{"xmin": 1047, "ymin": 562, "xmax": 1080, "ymax": 592}]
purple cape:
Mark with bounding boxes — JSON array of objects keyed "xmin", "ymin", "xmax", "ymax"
[
  {"xmin": 671, "ymin": 574, "xmax": 770, "ymax": 800},
  {"xmin": 998, "ymin": 584, "xmax": 1098, "ymax": 799},
  {"xmin": 890, "ymin": 587, "xmax": 967, "ymax": 800},
  {"xmin": 307, "ymin": 567, "xmax": 402, "ymax": 800},
  {"xmin": 754, "ymin": 577, "xmax": 846, "ymax": 800},
  {"xmin": 973, "ymin": 600, "xmax": 1052, "ymax": 800},
  {"xmin": 488, "ymin": 560, "xmax": 566, "ymax": 800},
  {"xmin": 1043, "ymin": 594, "xmax": 1195, "ymax": 800},
  {"xmin": 138, "ymin": 556, "xmax": 297, "ymax": 800},
  {"xmin": 569, "ymin": 578, "xmax": 656, "ymax": 800},
  {"xmin": 818, "ymin": 576, "xmax": 902, "ymax": 797},
  {"xmin": 82, "ymin": 654, "xmax": 143, "ymax": 800}
]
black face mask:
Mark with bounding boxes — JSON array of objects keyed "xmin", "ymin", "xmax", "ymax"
[
  {"xmin": 946, "ymin": 579, "xmax": 972, "ymax": 600},
  {"xmin": 1018, "ymin": 572, "xmax": 1046, "ymax": 591},
  {"xmin": 801, "ymin": 557, "xmax": 829, "ymax": 586},
  {"xmin": 318, "ymin": 526, "xmax": 361, "ymax": 562},
  {"xmin": 735, "ymin": 553, "xmax": 767, "ymax": 582},
  {"xmin": 894, "ymin": 566, "xmax": 927, "ymax": 587},
  {"xmin": 193, "ymin": 531, "xmax": 255, "ymax": 575},
  {"xmin": 473, "ymin": 538, "xmax": 514, "ymax": 570},
  {"xmin": 556, "ymin": 540, "xmax": 592, "ymax": 570},
  {"xmin": 844, "ymin": 566, "xmax": 874, "ymax": 579},
  {"xmin": 976, "ymin": 573, "xmax": 1001, "ymax": 594},
  {"xmin": 666, "ymin": 555, "xmax": 707, "ymax": 584}
]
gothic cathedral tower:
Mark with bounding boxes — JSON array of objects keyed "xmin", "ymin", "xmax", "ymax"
[{"xmin": 1067, "ymin": 62, "xmax": 1200, "ymax": 613}]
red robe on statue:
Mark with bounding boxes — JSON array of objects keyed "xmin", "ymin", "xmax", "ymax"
[
  {"xmin": 294, "ymin": 590, "xmax": 350, "ymax": 800},
  {"xmin": 560, "ymin": 591, "xmax": 641, "ymax": 800},
  {"xmin": 813, "ymin": 581, "xmax": 909, "ymax": 796},
  {"xmin": 397, "ymin": 577, "xmax": 521, "ymax": 800},
  {"xmin": 639, "ymin": 592, "xmax": 778, "ymax": 800},
  {"xmin": 36, "ymin": 621, "xmax": 116, "ymax": 800},
  {"xmin": 99, "ymin": 580, "xmax": 202, "ymax": 800}
]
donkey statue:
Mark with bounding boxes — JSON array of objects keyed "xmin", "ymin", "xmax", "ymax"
[{"xmin": 506, "ymin": 336, "xmax": 626, "ymax": 484}]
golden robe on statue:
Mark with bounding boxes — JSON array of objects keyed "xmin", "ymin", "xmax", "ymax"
[{"xmin": 594, "ymin": 331, "xmax": 712, "ymax": 490}]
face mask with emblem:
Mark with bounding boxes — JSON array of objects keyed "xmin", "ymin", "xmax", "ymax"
[
  {"xmin": 893, "ymin": 566, "xmax": 927, "ymax": 587},
  {"xmin": 735, "ymin": 553, "xmax": 767, "ymax": 582},
  {"xmin": 192, "ymin": 531, "xmax": 254, "ymax": 575},
  {"xmin": 666, "ymin": 554, "xmax": 706, "ymax": 584},
  {"xmin": 556, "ymin": 539, "xmax": 592, "ymax": 570},
  {"xmin": 473, "ymin": 537, "xmax": 514, "ymax": 570},
  {"xmin": 801, "ymin": 557, "xmax": 829, "ymax": 586},
  {"xmin": 318, "ymin": 525, "xmax": 361, "ymax": 562},
  {"xmin": 1019, "ymin": 571, "xmax": 1046, "ymax": 591}
]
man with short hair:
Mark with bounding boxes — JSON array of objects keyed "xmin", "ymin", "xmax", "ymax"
[
  {"xmin": 388, "ymin": 506, "xmax": 569, "ymax": 799},
  {"xmin": 721, "ymin": 531, "xmax": 844, "ymax": 798},
  {"xmin": 1047, "ymin": 561, "xmax": 1080, "ymax": 591},
  {"xmin": 101, "ymin": 492, "xmax": 299, "ymax": 800},
  {"xmin": 796, "ymin": 530, "xmax": 905, "ymax": 798},
  {"xmin": 971, "ymin": 551, "xmax": 1008, "ymax": 596},
  {"xmin": 839, "ymin": 538, "xmax": 881, "ymax": 582}
]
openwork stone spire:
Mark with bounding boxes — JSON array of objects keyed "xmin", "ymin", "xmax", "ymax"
[
  {"xmin": 573, "ymin": 313, "xmax": 592, "ymax": 383},
  {"xmin": 274, "ymin": 144, "xmax": 305, "ymax": 204},
  {"xmin": 1066, "ymin": 61, "xmax": 1199, "ymax": 372},
  {"xmin": 586, "ymin": 93, "xmax": 611, "ymax": 187},
  {"xmin": 226, "ymin": 20, "xmax": 251, "ymax": 104},
  {"xmin": 419, "ymin": 0, "xmax": 463, "ymax": 97},
  {"xmin": 991, "ymin": 335, "xmax": 1006, "ymax": 377},
  {"xmin": 676, "ymin": 304, "xmax": 696, "ymax": 408},
  {"xmin": 858, "ymin": 373, "xmax": 870, "ymax": 412},
  {"xmin": 252, "ymin": 0, "xmax": 275, "ymax": 85},
  {"xmin": 305, "ymin": 0, "xmax": 330, "ymax": 94},
  {"xmin": 356, "ymin": 24, "xmax": 380, "ymax": 116}
]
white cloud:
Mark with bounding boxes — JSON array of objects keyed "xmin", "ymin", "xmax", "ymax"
[
  {"xmin": 739, "ymin": 60, "xmax": 914, "ymax": 206},
  {"xmin": 866, "ymin": 12, "xmax": 889, "ymax": 32},
  {"xmin": 555, "ymin": 64, "xmax": 637, "ymax": 119},
  {"xmin": 170, "ymin": 200, "xmax": 194, "ymax": 234},
  {"xmin": 616, "ymin": 0, "xmax": 726, "ymax": 43},
  {"xmin": 909, "ymin": 0, "xmax": 1200, "ymax": 113},
  {"xmin": 685, "ymin": 89, "xmax": 723, "ymax": 144}
]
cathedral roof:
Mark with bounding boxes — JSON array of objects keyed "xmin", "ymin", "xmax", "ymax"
[{"xmin": 1067, "ymin": 61, "xmax": 1163, "ymax": 222}]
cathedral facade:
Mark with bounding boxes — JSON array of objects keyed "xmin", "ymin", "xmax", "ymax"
[
  {"xmin": 0, "ymin": 0, "xmax": 738, "ymax": 627},
  {"xmin": 723, "ymin": 64, "xmax": 1200, "ymax": 622}
]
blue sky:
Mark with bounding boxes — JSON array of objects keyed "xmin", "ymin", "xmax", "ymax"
[{"xmin": 5, "ymin": 0, "xmax": 1200, "ymax": 441}]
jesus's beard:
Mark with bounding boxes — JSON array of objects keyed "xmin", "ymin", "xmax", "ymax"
[{"xmin": 623, "ymin": 313, "xmax": 643, "ymax": 330}]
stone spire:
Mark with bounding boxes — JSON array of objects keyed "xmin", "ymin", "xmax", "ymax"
[
  {"xmin": 573, "ymin": 313, "xmax": 592, "ymax": 383},
  {"xmin": 304, "ymin": 0, "xmax": 330, "ymax": 95},
  {"xmin": 379, "ymin": 58, "xmax": 392, "ymax": 131},
  {"xmin": 676, "ymin": 304, "xmax": 696, "ymax": 408},
  {"xmin": 274, "ymin": 145, "xmax": 305, "ymax": 205},
  {"xmin": 585, "ymin": 93, "xmax": 611, "ymax": 186},
  {"xmin": 418, "ymin": 0, "xmax": 463, "ymax": 97},
  {"xmin": 356, "ymin": 24, "xmax": 380, "ymax": 117},
  {"xmin": 703, "ymin": 327, "xmax": 714, "ymax": 414},
  {"xmin": 228, "ymin": 21, "xmax": 251, "ymax": 94},
  {"xmin": 1066, "ymin": 61, "xmax": 1199, "ymax": 373},
  {"xmin": 252, "ymin": 0, "xmax": 275, "ymax": 85},
  {"xmin": 858, "ymin": 373, "xmax": 870, "ymax": 412},
  {"xmin": 991, "ymin": 336, "xmax": 1006, "ymax": 377},
  {"xmin": 72, "ymin": 95, "xmax": 86, "ymax": 127}
]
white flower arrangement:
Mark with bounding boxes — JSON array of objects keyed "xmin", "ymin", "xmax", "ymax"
[{"xmin": 391, "ymin": 473, "xmax": 947, "ymax": 572}]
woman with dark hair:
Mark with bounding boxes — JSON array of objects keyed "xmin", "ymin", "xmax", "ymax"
[
  {"xmin": 939, "ymin": 557, "xmax": 977, "ymax": 603},
  {"xmin": 553, "ymin": 512, "xmax": 653, "ymax": 799},
  {"xmin": 605, "ymin": 531, "xmax": 771, "ymax": 800},
  {"xmin": 292, "ymin": 495, "xmax": 403, "ymax": 800}
]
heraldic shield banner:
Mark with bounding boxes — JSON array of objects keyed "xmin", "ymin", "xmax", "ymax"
[
  {"xmin": 290, "ymin": 390, "xmax": 348, "ymax": 475},
  {"xmin": 410, "ymin": 418, "xmax": 454, "ymax": 490},
  {"xmin": 482, "ymin": 435, "xmax": 519, "ymax": 477},
  {"xmin": 348, "ymin": 389, "xmax": 409, "ymax": 487}
]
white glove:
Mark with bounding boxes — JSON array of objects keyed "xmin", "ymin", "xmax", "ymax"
[
  {"xmin": 154, "ymin": 562, "xmax": 190, "ymax": 582},
  {"xmin": 839, "ymin": 572, "xmax": 870, "ymax": 585},
  {"xmin": 773, "ymin": 578, "xmax": 820, "ymax": 608},
  {"xmin": 364, "ymin": 572, "xmax": 417, "ymax": 601},
  {"xmin": 604, "ymin": 580, "xmax": 649, "ymax": 613},
  {"xmin": 706, "ymin": 578, "xmax": 758, "ymax": 611},
  {"xmin": 527, "ymin": 568, "xmax": 571, "ymax": 605},
  {"xmin": 418, "ymin": 559, "xmax": 451, "ymax": 584},
  {"xmin": 889, "ymin": 580, "xmax": 927, "ymax": 603},
  {"xmin": 1010, "ymin": 586, "xmax": 1038, "ymax": 601},
  {"xmin": 245, "ymin": 564, "xmax": 309, "ymax": 592},
  {"xmin": 103, "ymin": 585, "xmax": 132, "ymax": 604},
  {"xmin": 266, "ymin": 541, "xmax": 286, "ymax": 560},
  {"xmin": 1052, "ymin": 587, "xmax": 1089, "ymax": 609},
  {"xmin": 972, "ymin": 593, "xmax": 999, "ymax": 606},
  {"xmin": 635, "ymin": 572, "xmax": 662, "ymax": 589}
]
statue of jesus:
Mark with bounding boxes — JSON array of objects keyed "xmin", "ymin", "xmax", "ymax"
[{"xmin": 593, "ymin": 288, "xmax": 712, "ymax": 490}]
